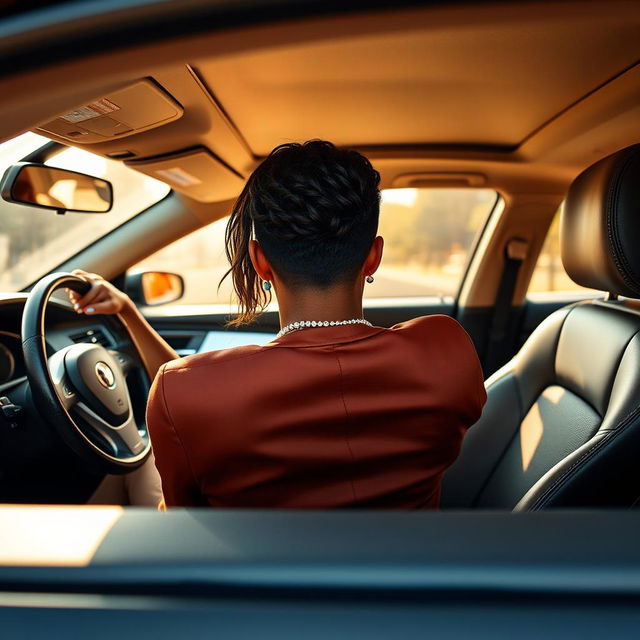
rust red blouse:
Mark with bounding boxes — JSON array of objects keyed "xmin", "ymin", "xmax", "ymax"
[{"xmin": 147, "ymin": 315, "xmax": 486, "ymax": 509}]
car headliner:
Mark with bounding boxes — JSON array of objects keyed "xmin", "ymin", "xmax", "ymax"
[
  {"xmin": 0, "ymin": 1, "xmax": 638, "ymax": 200},
  {"xmin": 197, "ymin": 9, "xmax": 639, "ymax": 154},
  {"xmin": 0, "ymin": 0, "xmax": 638, "ymax": 308}
]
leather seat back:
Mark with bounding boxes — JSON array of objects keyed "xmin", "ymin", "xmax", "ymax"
[{"xmin": 442, "ymin": 144, "xmax": 640, "ymax": 510}]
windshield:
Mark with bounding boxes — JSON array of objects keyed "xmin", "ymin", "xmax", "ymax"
[
  {"xmin": 0, "ymin": 133, "xmax": 170, "ymax": 291},
  {"xmin": 133, "ymin": 188, "xmax": 497, "ymax": 309}
]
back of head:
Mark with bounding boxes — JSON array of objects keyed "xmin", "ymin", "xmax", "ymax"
[{"xmin": 224, "ymin": 140, "xmax": 381, "ymax": 324}]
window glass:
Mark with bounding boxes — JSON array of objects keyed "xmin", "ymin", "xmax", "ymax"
[
  {"xmin": 369, "ymin": 188, "xmax": 496, "ymax": 299},
  {"xmin": 528, "ymin": 207, "xmax": 600, "ymax": 295},
  {"xmin": 131, "ymin": 188, "xmax": 497, "ymax": 307},
  {"xmin": 0, "ymin": 133, "xmax": 170, "ymax": 291}
]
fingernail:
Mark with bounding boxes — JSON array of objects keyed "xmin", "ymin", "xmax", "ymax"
[
  {"xmin": 86, "ymin": 307, "xmax": 95, "ymax": 314},
  {"xmin": 73, "ymin": 304, "xmax": 79, "ymax": 310}
]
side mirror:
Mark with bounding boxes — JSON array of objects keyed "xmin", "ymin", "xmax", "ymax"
[
  {"xmin": 125, "ymin": 271, "xmax": 184, "ymax": 306},
  {"xmin": 0, "ymin": 163, "xmax": 113, "ymax": 214}
]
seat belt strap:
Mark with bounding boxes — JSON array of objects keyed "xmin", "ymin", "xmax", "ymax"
[{"xmin": 484, "ymin": 238, "xmax": 528, "ymax": 375}]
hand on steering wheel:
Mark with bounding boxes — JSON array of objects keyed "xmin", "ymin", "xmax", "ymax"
[{"xmin": 67, "ymin": 269, "xmax": 131, "ymax": 316}]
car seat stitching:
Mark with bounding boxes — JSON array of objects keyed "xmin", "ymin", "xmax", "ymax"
[
  {"xmin": 527, "ymin": 324, "xmax": 640, "ymax": 509},
  {"xmin": 527, "ymin": 403, "xmax": 640, "ymax": 510},
  {"xmin": 472, "ymin": 307, "xmax": 572, "ymax": 508},
  {"xmin": 606, "ymin": 152, "xmax": 640, "ymax": 296}
]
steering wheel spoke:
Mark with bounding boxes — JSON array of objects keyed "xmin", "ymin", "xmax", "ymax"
[
  {"xmin": 73, "ymin": 401, "xmax": 146, "ymax": 457},
  {"xmin": 108, "ymin": 350, "xmax": 136, "ymax": 376},
  {"xmin": 48, "ymin": 347, "xmax": 78, "ymax": 410}
]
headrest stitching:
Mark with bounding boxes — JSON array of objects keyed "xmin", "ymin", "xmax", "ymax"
[{"xmin": 606, "ymin": 151, "xmax": 640, "ymax": 297}]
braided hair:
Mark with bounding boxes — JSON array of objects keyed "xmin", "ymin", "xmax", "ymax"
[{"xmin": 222, "ymin": 140, "xmax": 381, "ymax": 325}]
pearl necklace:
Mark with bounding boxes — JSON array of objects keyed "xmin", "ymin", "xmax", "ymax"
[{"xmin": 276, "ymin": 318, "xmax": 372, "ymax": 339}]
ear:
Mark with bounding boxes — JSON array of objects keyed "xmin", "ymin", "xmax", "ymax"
[
  {"xmin": 248, "ymin": 239, "xmax": 275, "ymax": 283},
  {"xmin": 363, "ymin": 236, "xmax": 384, "ymax": 278}
]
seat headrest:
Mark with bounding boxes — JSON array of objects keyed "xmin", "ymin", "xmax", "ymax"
[{"xmin": 561, "ymin": 144, "xmax": 640, "ymax": 298}]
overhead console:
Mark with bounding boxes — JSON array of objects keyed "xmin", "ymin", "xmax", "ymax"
[
  {"xmin": 126, "ymin": 147, "xmax": 244, "ymax": 202},
  {"xmin": 35, "ymin": 79, "xmax": 183, "ymax": 144},
  {"xmin": 31, "ymin": 66, "xmax": 254, "ymax": 201}
]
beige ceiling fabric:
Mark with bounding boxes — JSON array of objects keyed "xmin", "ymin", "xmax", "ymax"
[{"xmin": 198, "ymin": 13, "xmax": 640, "ymax": 154}]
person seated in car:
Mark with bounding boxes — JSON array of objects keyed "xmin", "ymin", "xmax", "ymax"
[{"xmin": 69, "ymin": 140, "xmax": 486, "ymax": 509}]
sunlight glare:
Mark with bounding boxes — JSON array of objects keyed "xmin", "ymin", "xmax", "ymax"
[
  {"xmin": 381, "ymin": 188, "xmax": 418, "ymax": 207},
  {"xmin": 0, "ymin": 132, "xmax": 49, "ymax": 163},
  {"xmin": 0, "ymin": 505, "xmax": 123, "ymax": 567},
  {"xmin": 50, "ymin": 146, "xmax": 108, "ymax": 178}
]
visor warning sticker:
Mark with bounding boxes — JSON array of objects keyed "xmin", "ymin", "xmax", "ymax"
[
  {"xmin": 155, "ymin": 167, "xmax": 202, "ymax": 188},
  {"xmin": 59, "ymin": 99, "xmax": 121, "ymax": 123}
]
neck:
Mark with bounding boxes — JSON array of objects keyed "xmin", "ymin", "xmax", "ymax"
[{"xmin": 275, "ymin": 281, "xmax": 364, "ymax": 329}]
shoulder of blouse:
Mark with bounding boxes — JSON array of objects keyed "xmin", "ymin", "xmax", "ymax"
[
  {"xmin": 161, "ymin": 342, "xmax": 272, "ymax": 374},
  {"xmin": 391, "ymin": 313, "xmax": 468, "ymax": 337},
  {"xmin": 392, "ymin": 314, "xmax": 480, "ymax": 357},
  {"xmin": 158, "ymin": 315, "xmax": 476, "ymax": 375}
]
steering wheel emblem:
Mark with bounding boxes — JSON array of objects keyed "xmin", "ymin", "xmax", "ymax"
[{"xmin": 95, "ymin": 361, "xmax": 116, "ymax": 389}]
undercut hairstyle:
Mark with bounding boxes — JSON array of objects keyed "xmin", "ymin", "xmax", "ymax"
[{"xmin": 222, "ymin": 140, "xmax": 381, "ymax": 325}]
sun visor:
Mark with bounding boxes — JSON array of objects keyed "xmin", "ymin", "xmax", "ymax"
[
  {"xmin": 126, "ymin": 147, "xmax": 245, "ymax": 202},
  {"xmin": 36, "ymin": 79, "xmax": 183, "ymax": 143}
]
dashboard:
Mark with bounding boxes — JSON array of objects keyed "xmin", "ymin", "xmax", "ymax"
[
  {"xmin": 0, "ymin": 295, "xmax": 278, "ymax": 390},
  {"xmin": 0, "ymin": 330, "xmax": 23, "ymax": 384},
  {"xmin": 0, "ymin": 295, "xmax": 129, "ymax": 391}
]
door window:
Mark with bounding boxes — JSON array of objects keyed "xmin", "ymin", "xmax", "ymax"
[{"xmin": 528, "ymin": 207, "xmax": 601, "ymax": 296}]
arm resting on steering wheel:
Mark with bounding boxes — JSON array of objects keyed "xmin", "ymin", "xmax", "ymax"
[{"xmin": 68, "ymin": 269, "xmax": 178, "ymax": 380}]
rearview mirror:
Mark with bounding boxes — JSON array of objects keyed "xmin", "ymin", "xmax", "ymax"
[
  {"xmin": 0, "ymin": 163, "xmax": 113, "ymax": 213},
  {"xmin": 125, "ymin": 271, "xmax": 185, "ymax": 306}
]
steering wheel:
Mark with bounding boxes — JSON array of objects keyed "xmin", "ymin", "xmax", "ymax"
[{"xmin": 21, "ymin": 272, "xmax": 151, "ymax": 474}]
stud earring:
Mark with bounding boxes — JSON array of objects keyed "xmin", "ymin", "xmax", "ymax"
[
  {"xmin": 262, "ymin": 280, "xmax": 272, "ymax": 291},
  {"xmin": 366, "ymin": 275, "xmax": 374, "ymax": 284}
]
